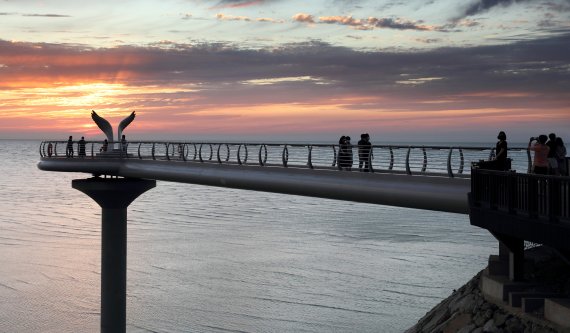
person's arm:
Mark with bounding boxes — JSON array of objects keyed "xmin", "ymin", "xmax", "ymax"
[{"xmin": 528, "ymin": 137, "xmax": 535, "ymax": 151}]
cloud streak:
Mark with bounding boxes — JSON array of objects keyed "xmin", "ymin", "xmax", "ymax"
[
  {"xmin": 294, "ymin": 13, "xmax": 441, "ymax": 31},
  {"xmin": 0, "ymin": 33, "xmax": 568, "ymax": 139}
]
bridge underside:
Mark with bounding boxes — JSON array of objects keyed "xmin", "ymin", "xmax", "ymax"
[{"xmin": 38, "ymin": 158, "xmax": 470, "ymax": 214}]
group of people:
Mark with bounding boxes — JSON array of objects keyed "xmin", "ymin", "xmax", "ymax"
[
  {"xmin": 488, "ymin": 131, "xmax": 567, "ymax": 175},
  {"xmin": 64, "ymin": 135, "xmax": 127, "ymax": 157},
  {"xmin": 338, "ymin": 133, "xmax": 372, "ymax": 172},
  {"xmin": 528, "ymin": 133, "xmax": 567, "ymax": 176},
  {"xmin": 65, "ymin": 136, "xmax": 86, "ymax": 157}
]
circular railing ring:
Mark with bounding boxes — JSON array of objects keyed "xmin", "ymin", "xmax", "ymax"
[
  {"xmin": 458, "ymin": 148, "xmax": 465, "ymax": 174},
  {"xmin": 421, "ymin": 147, "xmax": 427, "ymax": 173},
  {"xmin": 405, "ymin": 147, "xmax": 412, "ymax": 175},
  {"xmin": 307, "ymin": 145, "xmax": 313, "ymax": 169},
  {"xmin": 282, "ymin": 145, "xmax": 289, "ymax": 167},
  {"xmin": 237, "ymin": 144, "xmax": 248, "ymax": 165},
  {"xmin": 258, "ymin": 144, "xmax": 268, "ymax": 166},
  {"xmin": 332, "ymin": 145, "xmax": 337, "ymax": 167}
]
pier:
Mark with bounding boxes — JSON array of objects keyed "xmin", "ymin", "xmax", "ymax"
[{"xmin": 37, "ymin": 140, "xmax": 569, "ymax": 332}]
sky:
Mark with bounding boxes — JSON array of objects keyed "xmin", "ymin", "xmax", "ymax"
[{"xmin": 1, "ymin": 0, "xmax": 569, "ymax": 142}]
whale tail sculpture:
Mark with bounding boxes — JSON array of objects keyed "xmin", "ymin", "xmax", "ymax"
[
  {"xmin": 118, "ymin": 111, "xmax": 136, "ymax": 142},
  {"xmin": 91, "ymin": 110, "xmax": 114, "ymax": 142},
  {"xmin": 91, "ymin": 110, "xmax": 136, "ymax": 145}
]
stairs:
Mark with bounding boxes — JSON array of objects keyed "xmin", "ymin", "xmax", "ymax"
[{"xmin": 481, "ymin": 255, "xmax": 570, "ymax": 329}]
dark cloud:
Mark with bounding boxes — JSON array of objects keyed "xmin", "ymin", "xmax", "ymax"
[
  {"xmin": 22, "ymin": 13, "xmax": 71, "ymax": 17},
  {"xmin": 212, "ymin": 0, "xmax": 266, "ymax": 8},
  {"xmin": 459, "ymin": 0, "xmax": 531, "ymax": 18},
  {"xmin": 294, "ymin": 14, "xmax": 441, "ymax": 31},
  {"xmin": 0, "ymin": 34, "xmax": 568, "ymax": 106}
]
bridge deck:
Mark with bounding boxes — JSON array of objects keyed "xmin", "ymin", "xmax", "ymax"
[{"xmin": 38, "ymin": 157, "xmax": 471, "ymax": 214}]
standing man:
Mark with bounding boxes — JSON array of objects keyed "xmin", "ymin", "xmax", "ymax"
[
  {"xmin": 358, "ymin": 133, "xmax": 372, "ymax": 172},
  {"xmin": 78, "ymin": 136, "xmax": 86, "ymax": 157},
  {"xmin": 66, "ymin": 136, "xmax": 74, "ymax": 157}
]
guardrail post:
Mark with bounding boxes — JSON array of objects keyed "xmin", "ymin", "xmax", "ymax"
[
  {"xmin": 447, "ymin": 148, "xmax": 454, "ymax": 178},
  {"xmin": 421, "ymin": 147, "xmax": 427, "ymax": 173},
  {"xmin": 528, "ymin": 176, "xmax": 538, "ymax": 218},
  {"xmin": 307, "ymin": 145, "xmax": 313, "ymax": 169},
  {"xmin": 282, "ymin": 145, "xmax": 288, "ymax": 167},
  {"xmin": 369, "ymin": 147, "xmax": 374, "ymax": 173},
  {"xmin": 405, "ymin": 147, "xmax": 412, "ymax": 175},
  {"xmin": 549, "ymin": 177, "xmax": 560, "ymax": 222}
]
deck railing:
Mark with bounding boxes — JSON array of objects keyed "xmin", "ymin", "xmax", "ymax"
[
  {"xmin": 471, "ymin": 168, "xmax": 570, "ymax": 222},
  {"xmin": 40, "ymin": 141, "xmax": 533, "ymax": 178}
]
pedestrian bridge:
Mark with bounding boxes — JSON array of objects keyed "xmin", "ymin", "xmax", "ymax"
[{"xmin": 38, "ymin": 140, "xmax": 533, "ymax": 214}]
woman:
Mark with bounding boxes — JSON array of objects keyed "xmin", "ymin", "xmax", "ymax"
[
  {"xmin": 528, "ymin": 135, "xmax": 550, "ymax": 175},
  {"xmin": 555, "ymin": 137, "xmax": 567, "ymax": 176},
  {"xmin": 493, "ymin": 131, "xmax": 508, "ymax": 170}
]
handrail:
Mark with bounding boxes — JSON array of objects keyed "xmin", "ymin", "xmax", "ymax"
[
  {"xmin": 38, "ymin": 140, "xmax": 536, "ymax": 178},
  {"xmin": 470, "ymin": 167, "xmax": 570, "ymax": 222}
]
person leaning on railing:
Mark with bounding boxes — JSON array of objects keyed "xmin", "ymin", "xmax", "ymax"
[{"xmin": 528, "ymin": 135, "xmax": 550, "ymax": 175}]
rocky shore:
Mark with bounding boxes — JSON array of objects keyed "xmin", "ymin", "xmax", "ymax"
[{"xmin": 405, "ymin": 247, "xmax": 570, "ymax": 333}]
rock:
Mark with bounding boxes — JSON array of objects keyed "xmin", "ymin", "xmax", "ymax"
[
  {"xmin": 421, "ymin": 306, "xmax": 451, "ymax": 332},
  {"xmin": 457, "ymin": 324, "xmax": 477, "ymax": 333},
  {"xmin": 483, "ymin": 319, "xmax": 499, "ymax": 333},
  {"xmin": 441, "ymin": 313, "xmax": 471, "ymax": 333},
  {"xmin": 473, "ymin": 328, "xmax": 484, "ymax": 333},
  {"xmin": 504, "ymin": 317, "xmax": 524, "ymax": 333},
  {"xmin": 450, "ymin": 294, "xmax": 477, "ymax": 313},
  {"xmin": 493, "ymin": 312, "xmax": 509, "ymax": 327}
]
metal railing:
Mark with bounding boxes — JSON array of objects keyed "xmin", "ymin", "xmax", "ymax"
[
  {"xmin": 471, "ymin": 168, "xmax": 570, "ymax": 222},
  {"xmin": 40, "ymin": 140, "xmax": 534, "ymax": 178}
]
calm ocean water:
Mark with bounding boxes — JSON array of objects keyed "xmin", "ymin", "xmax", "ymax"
[{"xmin": 0, "ymin": 140, "xmax": 496, "ymax": 332}]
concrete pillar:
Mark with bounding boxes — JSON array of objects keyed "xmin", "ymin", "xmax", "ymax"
[
  {"xmin": 72, "ymin": 177, "xmax": 156, "ymax": 333},
  {"xmin": 491, "ymin": 232, "xmax": 525, "ymax": 282}
]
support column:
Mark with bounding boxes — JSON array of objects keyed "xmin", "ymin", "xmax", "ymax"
[
  {"xmin": 491, "ymin": 232, "xmax": 525, "ymax": 281},
  {"xmin": 72, "ymin": 177, "xmax": 156, "ymax": 333}
]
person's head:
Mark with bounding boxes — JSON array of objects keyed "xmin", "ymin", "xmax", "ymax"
[
  {"xmin": 556, "ymin": 137, "xmax": 564, "ymax": 146},
  {"xmin": 104, "ymin": 139, "xmax": 107, "ymax": 143},
  {"xmin": 361, "ymin": 133, "xmax": 366, "ymax": 139},
  {"xmin": 81, "ymin": 136, "xmax": 84, "ymax": 140},
  {"xmin": 339, "ymin": 136, "xmax": 346, "ymax": 144},
  {"xmin": 549, "ymin": 133, "xmax": 556, "ymax": 141},
  {"xmin": 538, "ymin": 135, "xmax": 548, "ymax": 144},
  {"xmin": 346, "ymin": 136, "xmax": 351, "ymax": 142},
  {"xmin": 497, "ymin": 131, "xmax": 506, "ymax": 141},
  {"xmin": 122, "ymin": 134, "xmax": 125, "ymax": 139},
  {"xmin": 69, "ymin": 136, "xmax": 72, "ymax": 139}
]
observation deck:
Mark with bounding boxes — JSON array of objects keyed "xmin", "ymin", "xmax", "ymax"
[{"xmin": 38, "ymin": 140, "xmax": 532, "ymax": 214}]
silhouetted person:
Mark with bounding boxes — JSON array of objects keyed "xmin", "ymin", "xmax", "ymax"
[
  {"xmin": 78, "ymin": 136, "xmax": 86, "ymax": 157},
  {"xmin": 555, "ymin": 137, "xmax": 567, "ymax": 176},
  {"xmin": 121, "ymin": 134, "xmax": 128, "ymax": 152},
  {"xmin": 47, "ymin": 142, "xmax": 53, "ymax": 157},
  {"xmin": 358, "ymin": 133, "xmax": 372, "ymax": 172},
  {"xmin": 338, "ymin": 136, "xmax": 348, "ymax": 170},
  {"xmin": 100, "ymin": 139, "xmax": 108, "ymax": 153},
  {"xmin": 529, "ymin": 135, "xmax": 550, "ymax": 175},
  {"xmin": 66, "ymin": 136, "xmax": 74, "ymax": 157},
  {"xmin": 547, "ymin": 133, "xmax": 558, "ymax": 175},
  {"xmin": 345, "ymin": 136, "xmax": 353, "ymax": 171},
  {"xmin": 493, "ymin": 131, "xmax": 508, "ymax": 171}
]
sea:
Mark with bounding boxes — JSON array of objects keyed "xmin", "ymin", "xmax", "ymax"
[{"xmin": 0, "ymin": 140, "xmax": 497, "ymax": 333}]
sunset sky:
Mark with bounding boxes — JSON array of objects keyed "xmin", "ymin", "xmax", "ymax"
[{"xmin": 1, "ymin": 0, "xmax": 569, "ymax": 142}]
